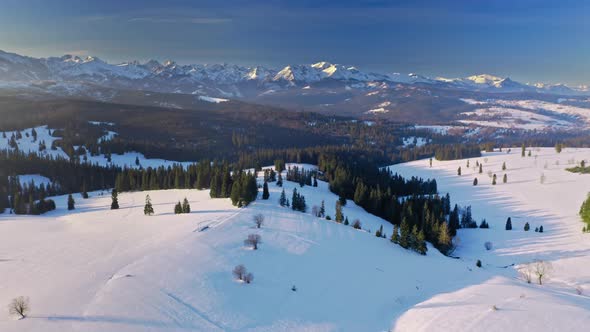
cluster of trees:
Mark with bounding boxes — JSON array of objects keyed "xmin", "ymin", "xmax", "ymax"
[
  {"xmin": 391, "ymin": 218, "xmax": 428, "ymax": 255},
  {"xmin": 0, "ymin": 150, "xmax": 119, "ymax": 214},
  {"xmin": 290, "ymin": 188, "xmax": 307, "ymax": 212},
  {"xmin": 315, "ymin": 151, "xmax": 468, "ymax": 254},
  {"xmin": 174, "ymin": 198, "xmax": 191, "ymax": 214},
  {"xmin": 434, "ymin": 144, "xmax": 481, "ymax": 161},
  {"xmin": 286, "ymin": 166, "xmax": 317, "ymax": 187},
  {"xmin": 113, "ymin": 162, "xmax": 257, "ymax": 207}
]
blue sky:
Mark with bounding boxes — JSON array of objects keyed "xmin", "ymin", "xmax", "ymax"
[{"xmin": 0, "ymin": 0, "xmax": 589, "ymax": 85}]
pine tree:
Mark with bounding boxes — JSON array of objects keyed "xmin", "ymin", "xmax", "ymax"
[
  {"xmin": 182, "ymin": 197, "xmax": 191, "ymax": 213},
  {"xmin": 416, "ymin": 229, "xmax": 427, "ymax": 255},
  {"xmin": 473, "ymin": 178, "xmax": 478, "ymax": 186},
  {"xmin": 505, "ymin": 217, "xmax": 512, "ymax": 230},
  {"xmin": 376, "ymin": 225, "xmax": 384, "ymax": 237},
  {"xmin": 230, "ymin": 179, "xmax": 241, "ymax": 206},
  {"xmin": 67, "ymin": 194, "xmax": 75, "ymax": 210},
  {"xmin": 448, "ymin": 204, "xmax": 460, "ymax": 236},
  {"xmin": 262, "ymin": 181, "xmax": 270, "ymax": 200},
  {"xmin": 524, "ymin": 222, "xmax": 530, "ymax": 231},
  {"xmin": 521, "ymin": 143, "xmax": 526, "ymax": 157},
  {"xmin": 479, "ymin": 219, "xmax": 489, "ymax": 228},
  {"xmin": 209, "ymin": 173, "xmax": 219, "ymax": 198},
  {"xmin": 476, "ymin": 260, "xmax": 482, "ymax": 268},
  {"xmin": 111, "ymin": 189, "xmax": 119, "ymax": 210},
  {"xmin": 502, "ymin": 162, "xmax": 506, "ymax": 170},
  {"xmin": 319, "ymin": 200, "xmax": 325, "ymax": 217},
  {"xmin": 466, "ymin": 160, "xmax": 470, "ymax": 168},
  {"xmin": 335, "ymin": 200, "xmax": 343, "ymax": 223},
  {"xmin": 277, "ymin": 173, "xmax": 283, "ymax": 187},
  {"xmin": 279, "ymin": 188, "xmax": 287, "ymax": 206},
  {"xmin": 492, "ymin": 174, "xmax": 497, "ymax": 185},
  {"xmin": 457, "ymin": 167, "xmax": 461, "ymax": 176},
  {"xmin": 410, "ymin": 224, "xmax": 419, "ymax": 251},
  {"xmin": 399, "ymin": 218, "xmax": 410, "ymax": 249},
  {"xmin": 174, "ymin": 201, "xmax": 182, "ymax": 214},
  {"xmin": 437, "ymin": 222, "xmax": 452, "ymax": 252},
  {"xmin": 144, "ymin": 194, "xmax": 154, "ymax": 216},
  {"xmin": 344, "ymin": 216, "xmax": 349, "ymax": 225},
  {"xmin": 81, "ymin": 181, "xmax": 89, "ymax": 199},
  {"xmin": 291, "ymin": 188, "xmax": 298, "ymax": 211},
  {"xmin": 539, "ymin": 225, "xmax": 544, "ymax": 233},
  {"xmin": 503, "ymin": 174, "xmax": 507, "ymax": 183},
  {"xmin": 391, "ymin": 224, "xmax": 400, "ymax": 244}
]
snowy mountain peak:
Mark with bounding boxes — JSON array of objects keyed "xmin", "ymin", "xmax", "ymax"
[
  {"xmin": 466, "ymin": 74, "xmax": 505, "ymax": 85},
  {"xmin": 0, "ymin": 50, "xmax": 586, "ymax": 96}
]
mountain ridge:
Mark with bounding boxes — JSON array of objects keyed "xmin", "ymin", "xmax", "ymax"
[{"xmin": 0, "ymin": 49, "xmax": 585, "ymax": 96}]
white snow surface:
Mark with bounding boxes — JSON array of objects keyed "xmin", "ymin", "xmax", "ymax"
[
  {"xmin": 198, "ymin": 95, "xmax": 229, "ymax": 103},
  {"xmin": 0, "ymin": 126, "xmax": 69, "ymax": 159},
  {"xmin": 2, "ymin": 152, "xmax": 590, "ymax": 331},
  {"xmin": 0, "ymin": 125, "xmax": 195, "ymax": 169},
  {"xmin": 11, "ymin": 174, "xmax": 52, "ymax": 188},
  {"xmin": 389, "ymin": 147, "xmax": 590, "ymax": 332},
  {"xmin": 0, "ymin": 169, "xmax": 459, "ymax": 332},
  {"xmin": 458, "ymin": 99, "xmax": 590, "ymax": 130}
]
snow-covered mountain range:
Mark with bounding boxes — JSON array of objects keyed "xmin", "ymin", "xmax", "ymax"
[{"xmin": 0, "ymin": 49, "xmax": 586, "ymax": 96}]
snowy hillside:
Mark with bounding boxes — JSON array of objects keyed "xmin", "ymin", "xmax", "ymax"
[
  {"xmin": 389, "ymin": 147, "xmax": 590, "ymax": 331},
  {"xmin": 0, "ymin": 126, "xmax": 194, "ymax": 169},
  {"xmin": 2, "ymin": 151, "xmax": 590, "ymax": 331},
  {"xmin": 0, "ymin": 167, "xmax": 471, "ymax": 332}
]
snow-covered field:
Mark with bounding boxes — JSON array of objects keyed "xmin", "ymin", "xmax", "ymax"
[
  {"xmin": 2, "ymin": 150, "xmax": 590, "ymax": 331},
  {"xmin": 459, "ymin": 98, "xmax": 590, "ymax": 131},
  {"xmin": 389, "ymin": 147, "xmax": 590, "ymax": 331}
]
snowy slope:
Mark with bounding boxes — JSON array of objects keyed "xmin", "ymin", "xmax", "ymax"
[
  {"xmin": 2, "ymin": 152, "xmax": 590, "ymax": 331},
  {"xmin": 0, "ymin": 169, "xmax": 477, "ymax": 332},
  {"xmin": 389, "ymin": 148, "xmax": 590, "ymax": 331},
  {"xmin": 0, "ymin": 126, "xmax": 195, "ymax": 169}
]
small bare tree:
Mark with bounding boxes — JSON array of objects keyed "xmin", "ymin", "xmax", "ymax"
[
  {"xmin": 518, "ymin": 265, "xmax": 533, "ymax": 283},
  {"xmin": 8, "ymin": 296, "xmax": 30, "ymax": 319},
  {"xmin": 243, "ymin": 273, "xmax": 254, "ymax": 284},
  {"xmin": 253, "ymin": 214, "xmax": 264, "ymax": 229},
  {"xmin": 533, "ymin": 260, "xmax": 552, "ymax": 285},
  {"xmin": 352, "ymin": 219, "xmax": 362, "ymax": 229},
  {"xmin": 311, "ymin": 205, "xmax": 320, "ymax": 217},
  {"xmin": 244, "ymin": 234, "xmax": 262, "ymax": 250},
  {"xmin": 233, "ymin": 264, "xmax": 247, "ymax": 281}
]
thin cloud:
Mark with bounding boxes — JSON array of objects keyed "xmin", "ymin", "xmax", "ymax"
[{"xmin": 129, "ymin": 17, "xmax": 231, "ymax": 24}]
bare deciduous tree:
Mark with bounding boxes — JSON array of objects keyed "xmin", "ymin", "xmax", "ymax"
[
  {"xmin": 253, "ymin": 214, "xmax": 264, "ymax": 229},
  {"xmin": 243, "ymin": 272, "xmax": 254, "ymax": 284},
  {"xmin": 8, "ymin": 296, "xmax": 30, "ymax": 319},
  {"xmin": 518, "ymin": 264, "xmax": 533, "ymax": 284},
  {"xmin": 233, "ymin": 264, "xmax": 247, "ymax": 281},
  {"xmin": 352, "ymin": 219, "xmax": 362, "ymax": 229},
  {"xmin": 311, "ymin": 205, "xmax": 320, "ymax": 217},
  {"xmin": 244, "ymin": 234, "xmax": 262, "ymax": 250},
  {"xmin": 533, "ymin": 260, "xmax": 552, "ymax": 285}
]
